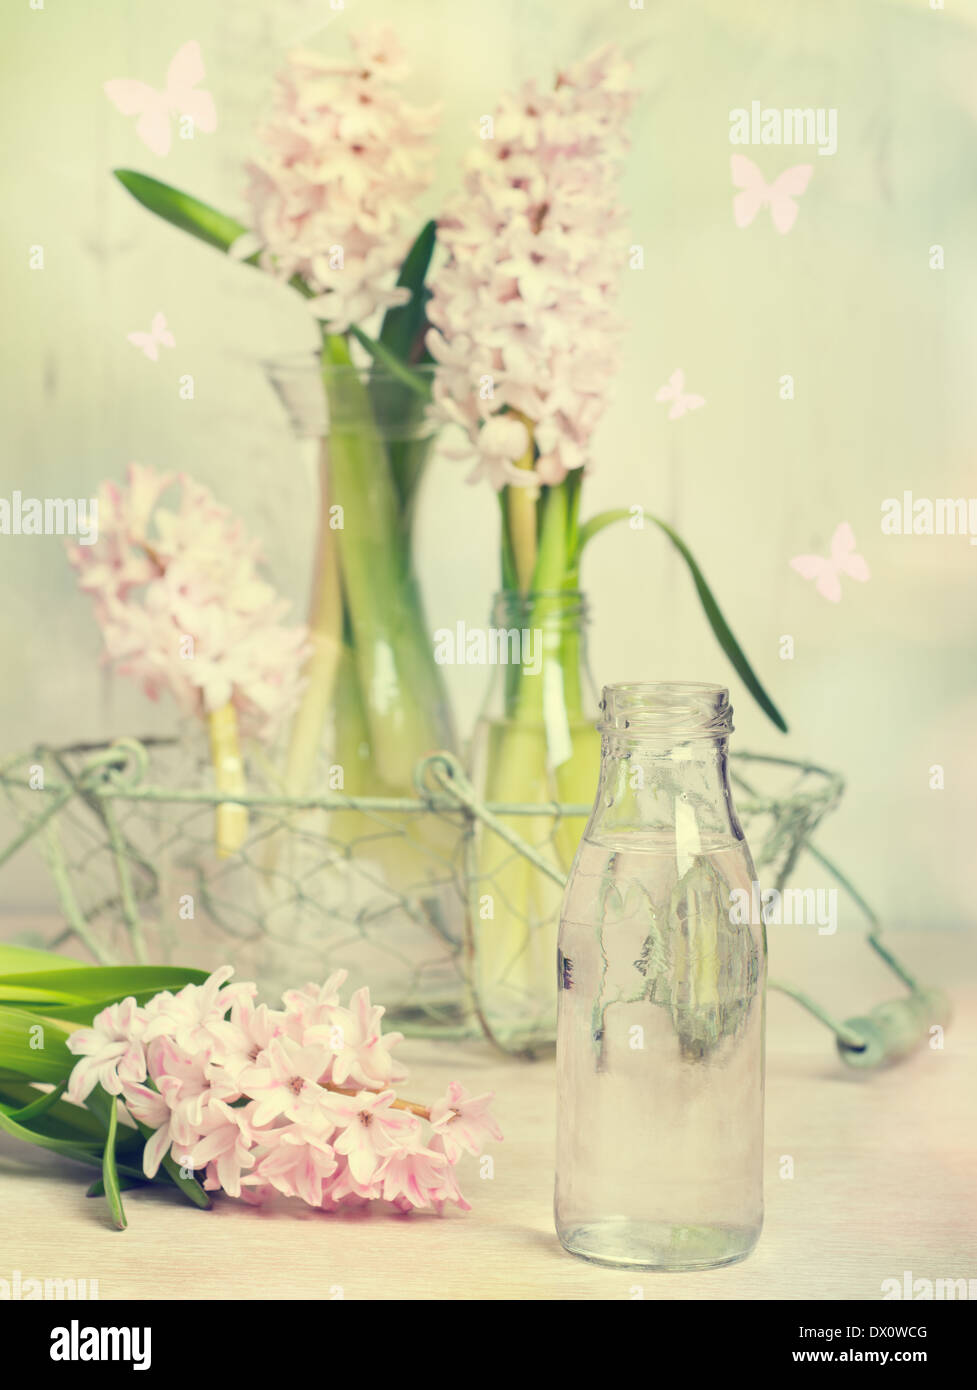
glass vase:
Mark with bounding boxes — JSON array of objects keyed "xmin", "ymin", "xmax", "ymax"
[
  {"xmin": 555, "ymin": 682, "xmax": 766, "ymax": 1270},
  {"xmin": 469, "ymin": 590, "xmax": 600, "ymax": 1053},
  {"xmin": 258, "ymin": 353, "xmax": 470, "ymax": 1031}
]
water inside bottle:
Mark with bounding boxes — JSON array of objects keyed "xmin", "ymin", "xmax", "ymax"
[{"xmin": 555, "ymin": 829, "xmax": 765, "ymax": 1270}]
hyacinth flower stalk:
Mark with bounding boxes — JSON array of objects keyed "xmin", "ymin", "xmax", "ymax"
[
  {"xmin": 427, "ymin": 46, "xmax": 786, "ymax": 1045},
  {"xmin": 68, "ymin": 467, "xmax": 308, "ymax": 860},
  {"xmin": 243, "ymin": 36, "xmax": 454, "ymax": 803},
  {"xmin": 112, "ymin": 31, "xmax": 457, "ymax": 860},
  {"xmin": 206, "ymin": 702, "xmax": 249, "ymax": 857}
]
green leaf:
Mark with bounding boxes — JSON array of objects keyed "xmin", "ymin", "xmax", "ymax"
[
  {"xmin": 84, "ymin": 1085, "xmax": 211, "ymax": 1211},
  {"xmin": 0, "ymin": 1083, "xmax": 140, "ymax": 1151},
  {"xmin": 574, "ymin": 507, "xmax": 632, "ymax": 557},
  {"xmin": 153, "ymin": 1140, "xmax": 212, "ymax": 1210},
  {"xmin": 84, "ymin": 1088, "xmax": 209, "ymax": 1209},
  {"xmin": 9, "ymin": 1079, "xmax": 67, "ymax": 1123},
  {"xmin": 100, "ymin": 1087, "xmax": 128, "ymax": 1230},
  {"xmin": 114, "ymin": 169, "xmax": 251, "ymax": 255},
  {"xmin": 574, "ymin": 509, "xmax": 788, "ymax": 733},
  {"xmin": 378, "ymin": 219, "xmax": 437, "ymax": 362},
  {"xmin": 0, "ymin": 964, "xmax": 209, "ymax": 1009},
  {"xmin": 113, "ymin": 170, "xmax": 315, "ymax": 299},
  {"xmin": 0, "ymin": 1102, "xmax": 103, "ymax": 1157},
  {"xmin": 348, "ymin": 325, "xmax": 432, "ymax": 400},
  {"xmin": 0, "ymin": 1006, "xmax": 75, "ymax": 1081},
  {"xmin": 86, "ymin": 1174, "xmax": 152, "ymax": 1198},
  {"xmin": 0, "ymin": 945, "xmax": 86, "ymax": 976},
  {"xmin": 0, "ymin": 1098, "xmax": 147, "ymax": 1183}
]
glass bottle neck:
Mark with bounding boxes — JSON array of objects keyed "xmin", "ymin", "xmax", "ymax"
[
  {"xmin": 588, "ymin": 684, "xmax": 744, "ymax": 849},
  {"xmin": 589, "ymin": 735, "xmax": 743, "ymax": 845}
]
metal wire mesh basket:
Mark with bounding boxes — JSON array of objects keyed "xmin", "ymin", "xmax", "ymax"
[{"xmin": 0, "ymin": 737, "xmax": 844, "ymax": 1048}]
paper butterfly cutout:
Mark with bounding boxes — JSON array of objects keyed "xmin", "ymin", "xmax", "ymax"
[
  {"xmin": 731, "ymin": 155, "xmax": 813, "ymax": 235},
  {"xmin": 127, "ymin": 312, "xmax": 175, "ymax": 362},
  {"xmin": 104, "ymin": 41, "xmax": 216, "ymax": 157},
  {"xmin": 655, "ymin": 369, "xmax": 705, "ymax": 420},
  {"xmin": 790, "ymin": 523, "xmax": 870, "ymax": 603}
]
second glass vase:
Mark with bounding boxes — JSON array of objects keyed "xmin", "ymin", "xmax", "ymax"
[{"xmin": 469, "ymin": 590, "xmax": 599, "ymax": 1052}]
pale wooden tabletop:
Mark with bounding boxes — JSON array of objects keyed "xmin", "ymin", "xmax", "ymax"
[{"xmin": 1, "ymin": 928, "xmax": 974, "ymax": 1301}]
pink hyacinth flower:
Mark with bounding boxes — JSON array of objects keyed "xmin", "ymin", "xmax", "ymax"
[
  {"xmin": 238, "ymin": 1036, "xmax": 342, "ymax": 1130},
  {"xmin": 66, "ymin": 997, "xmax": 148, "ymax": 1103},
  {"xmin": 374, "ymin": 1138, "xmax": 456, "ymax": 1212},
  {"xmin": 306, "ymin": 984, "xmax": 407, "ymax": 1089},
  {"xmin": 247, "ymin": 1124, "xmax": 338, "ymax": 1208},
  {"xmin": 429, "ymin": 1082, "xmax": 503, "ymax": 1163},
  {"xmin": 330, "ymin": 1089, "xmax": 421, "ymax": 1186},
  {"xmin": 186, "ymin": 1099, "xmax": 257, "ymax": 1198}
]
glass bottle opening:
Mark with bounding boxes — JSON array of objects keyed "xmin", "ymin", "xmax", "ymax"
[{"xmin": 597, "ymin": 682, "xmax": 732, "ymax": 739}]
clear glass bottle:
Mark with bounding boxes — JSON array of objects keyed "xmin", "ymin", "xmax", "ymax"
[
  {"xmin": 555, "ymin": 682, "xmax": 765, "ymax": 1270},
  {"xmin": 469, "ymin": 590, "xmax": 600, "ymax": 1053}
]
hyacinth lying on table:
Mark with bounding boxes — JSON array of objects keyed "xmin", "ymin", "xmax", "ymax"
[{"xmin": 64, "ymin": 967, "xmax": 501, "ymax": 1218}]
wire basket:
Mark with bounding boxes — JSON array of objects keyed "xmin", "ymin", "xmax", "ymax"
[{"xmin": 0, "ymin": 737, "xmax": 844, "ymax": 1047}]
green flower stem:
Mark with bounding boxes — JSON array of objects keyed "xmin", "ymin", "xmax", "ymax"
[
  {"xmin": 475, "ymin": 477, "xmax": 594, "ymax": 1045},
  {"xmin": 503, "ymin": 416, "xmax": 538, "ymax": 595},
  {"xmin": 321, "ymin": 334, "xmax": 453, "ymax": 788},
  {"xmin": 282, "ymin": 437, "xmax": 345, "ymax": 800},
  {"xmin": 388, "ymin": 433, "xmax": 435, "ymax": 542},
  {"xmin": 85, "ymin": 1084, "xmax": 210, "ymax": 1211},
  {"xmin": 100, "ymin": 1086, "xmax": 127, "ymax": 1230}
]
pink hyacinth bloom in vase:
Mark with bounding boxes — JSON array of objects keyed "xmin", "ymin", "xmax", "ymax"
[{"xmin": 426, "ymin": 45, "xmax": 636, "ymax": 1051}]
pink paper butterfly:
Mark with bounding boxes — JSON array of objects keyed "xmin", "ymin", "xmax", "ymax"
[
  {"xmin": 790, "ymin": 523, "xmax": 870, "ymax": 603},
  {"xmin": 127, "ymin": 312, "xmax": 175, "ymax": 362},
  {"xmin": 655, "ymin": 369, "xmax": 705, "ymax": 420},
  {"xmin": 731, "ymin": 155, "xmax": 813, "ymax": 235},
  {"xmin": 104, "ymin": 41, "xmax": 216, "ymax": 157}
]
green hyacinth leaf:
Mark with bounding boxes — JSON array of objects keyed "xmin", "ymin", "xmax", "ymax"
[
  {"xmin": 0, "ymin": 964, "xmax": 209, "ymax": 1009},
  {"xmin": 113, "ymin": 170, "xmax": 315, "ymax": 298},
  {"xmin": 114, "ymin": 170, "xmax": 251, "ymax": 255},
  {"xmin": 573, "ymin": 508, "xmax": 788, "ymax": 733},
  {"xmin": 0, "ymin": 1081, "xmax": 107, "ymax": 1143},
  {"xmin": 0, "ymin": 945, "xmax": 86, "ymax": 975},
  {"xmin": 0, "ymin": 1007, "xmax": 75, "ymax": 1081},
  {"xmin": 86, "ymin": 1174, "xmax": 153, "ymax": 1198},
  {"xmin": 378, "ymin": 219, "xmax": 437, "ymax": 362},
  {"xmin": 0, "ymin": 1102, "xmax": 103, "ymax": 1157},
  {"xmin": 349, "ymin": 325, "xmax": 432, "ymax": 400}
]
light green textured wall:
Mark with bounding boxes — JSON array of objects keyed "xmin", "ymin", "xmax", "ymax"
[{"xmin": 0, "ymin": 0, "xmax": 975, "ymax": 933}]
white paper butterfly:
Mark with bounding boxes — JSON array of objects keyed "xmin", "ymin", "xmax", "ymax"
[
  {"xmin": 127, "ymin": 312, "xmax": 175, "ymax": 362},
  {"xmin": 104, "ymin": 41, "xmax": 217, "ymax": 157},
  {"xmin": 790, "ymin": 523, "xmax": 870, "ymax": 603},
  {"xmin": 655, "ymin": 369, "xmax": 706, "ymax": 420}
]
